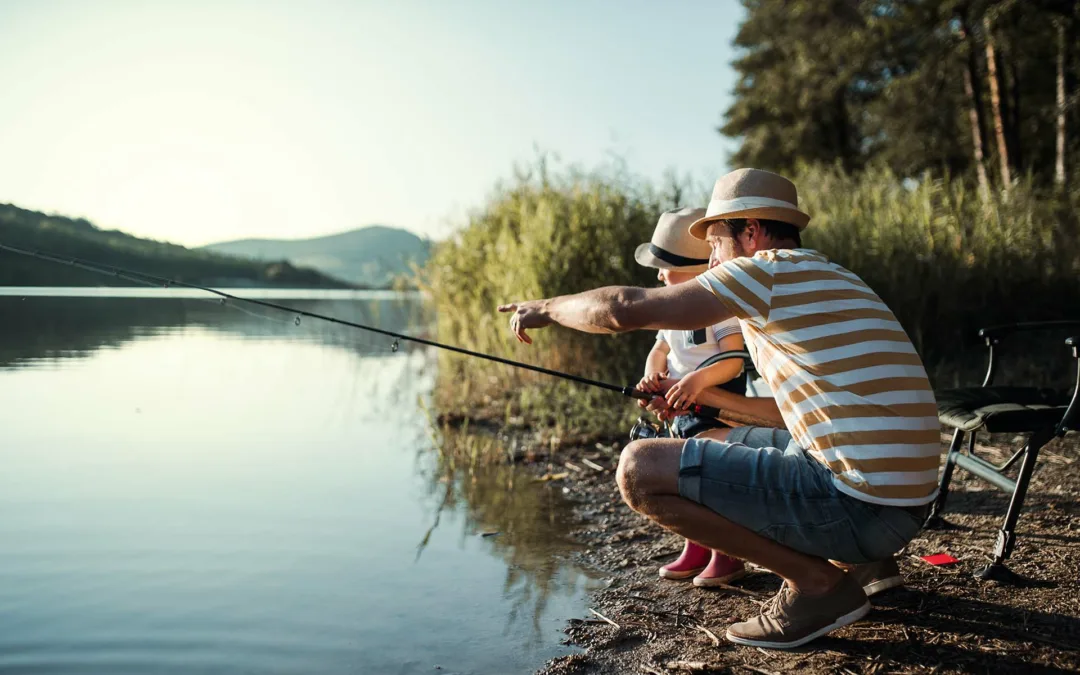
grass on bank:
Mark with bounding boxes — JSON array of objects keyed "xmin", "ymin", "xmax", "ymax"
[{"xmin": 421, "ymin": 161, "xmax": 1080, "ymax": 440}]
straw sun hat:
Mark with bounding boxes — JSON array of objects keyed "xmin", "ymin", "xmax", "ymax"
[
  {"xmin": 634, "ymin": 207, "xmax": 711, "ymax": 274},
  {"xmin": 688, "ymin": 168, "xmax": 810, "ymax": 240}
]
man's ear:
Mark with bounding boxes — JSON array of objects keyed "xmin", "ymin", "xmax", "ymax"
[{"xmin": 744, "ymin": 218, "xmax": 762, "ymax": 251}]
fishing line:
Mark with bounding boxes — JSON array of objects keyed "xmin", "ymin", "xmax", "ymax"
[{"xmin": 0, "ymin": 242, "xmax": 739, "ymax": 419}]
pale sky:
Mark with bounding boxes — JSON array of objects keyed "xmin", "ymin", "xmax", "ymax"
[{"xmin": 0, "ymin": 0, "xmax": 743, "ymax": 247}]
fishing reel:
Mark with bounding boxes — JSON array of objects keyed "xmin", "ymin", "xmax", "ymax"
[{"xmin": 628, "ymin": 417, "xmax": 671, "ymax": 442}]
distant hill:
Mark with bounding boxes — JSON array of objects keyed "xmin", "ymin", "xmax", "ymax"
[
  {"xmin": 0, "ymin": 203, "xmax": 352, "ymax": 288},
  {"xmin": 202, "ymin": 226, "xmax": 430, "ymax": 288}
]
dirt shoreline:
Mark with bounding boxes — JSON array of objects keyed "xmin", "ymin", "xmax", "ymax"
[{"xmin": 521, "ymin": 431, "xmax": 1080, "ymax": 674}]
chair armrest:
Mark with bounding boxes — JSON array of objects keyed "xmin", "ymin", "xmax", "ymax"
[
  {"xmin": 976, "ymin": 323, "xmax": 1080, "ymax": 388},
  {"xmin": 979, "ymin": 320, "xmax": 1080, "ymax": 343}
]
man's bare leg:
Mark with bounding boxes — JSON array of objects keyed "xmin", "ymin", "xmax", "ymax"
[{"xmin": 615, "ymin": 434, "xmax": 844, "ymax": 595}]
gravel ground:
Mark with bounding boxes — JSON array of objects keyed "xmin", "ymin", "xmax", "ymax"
[{"xmin": 526, "ymin": 431, "xmax": 1080, "ymax": 675}]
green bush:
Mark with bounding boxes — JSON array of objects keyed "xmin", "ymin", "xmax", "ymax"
[
  {"xmin": 420, "ymin": 161, "xmax": 690, "ymax": 438},
  {"xmin": 423, "ymin": 161, "xmax": 1080, "ymax": 437}
]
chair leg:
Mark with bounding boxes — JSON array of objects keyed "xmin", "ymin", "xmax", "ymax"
[
  {"xmin": 925, "ymin": 428, "xmax": 965, "ymax": 529},
  {"xmin": 974, "ymin": 428, "xmax": 1054, "ymax": 583}
]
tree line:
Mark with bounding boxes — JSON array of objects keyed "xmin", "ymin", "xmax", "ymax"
[{"xmin": 722, "ymin": 0, "xmax": 1078, "ymax": 194}]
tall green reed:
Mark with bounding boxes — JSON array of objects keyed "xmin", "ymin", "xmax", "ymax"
[
  {"xmin": 419, "ymin": 160, "xmax": 690, "ymax": 437},
  {"xmin": 422, "ymin": 160, "xmax": 1080, "ymax": 436}
]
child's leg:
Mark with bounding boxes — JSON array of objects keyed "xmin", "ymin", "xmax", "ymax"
[
  {"xmin": 686, "ymin": 425, "xmax": 749, "ymax": 586},
  {"xmin": 659, "ymin": 539, "xmax": 712, "ymax": 579}
]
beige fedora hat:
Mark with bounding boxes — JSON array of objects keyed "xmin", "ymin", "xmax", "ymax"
[
  {"xmin": 634, "ymin": 207, "xmax": 711, "ymax": 273},
  {"xmin": 688, "ymin": 168, "xmax": 810, "ymax": 240}
]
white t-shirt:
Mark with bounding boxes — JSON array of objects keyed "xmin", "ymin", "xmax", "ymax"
[{"xmin": 657, "ymin": 316, "xmax": 742, "ymax": 379}]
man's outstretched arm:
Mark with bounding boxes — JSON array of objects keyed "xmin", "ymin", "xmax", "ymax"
[{"xmin": 498, "ymin": 282, "xmax": 732, "ymax": 344}]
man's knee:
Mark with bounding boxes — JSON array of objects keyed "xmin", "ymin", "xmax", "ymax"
[
  {"xmin": 616, "ymin": 439, "xmax": 681, "ymax": 511},
  {"xmin": 615, "ymin": 440, "xmax": 646, "ymax": 506}
]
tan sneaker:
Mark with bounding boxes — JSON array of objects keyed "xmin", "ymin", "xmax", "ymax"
[
  {"xmin": 841, "ymin": 557, "xmax": 904, "ymax": 597},
  {"xmin": 725, "ymin": 575, "xmax": 870, "ymax": 649}
]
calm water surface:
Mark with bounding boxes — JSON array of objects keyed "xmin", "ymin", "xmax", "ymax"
[{"xmin": 0, "ymin": 290, "xmax": 599, "ymax": 674}]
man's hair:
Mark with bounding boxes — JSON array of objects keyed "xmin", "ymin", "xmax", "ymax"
[{"xmin": 723, "ymin": 218, "xmax": 801, "ymax": 247}]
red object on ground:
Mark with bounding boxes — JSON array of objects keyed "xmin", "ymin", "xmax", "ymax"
[{"xmin": 920, "ymin": 553, "xmax": 960, "ymax": 566}]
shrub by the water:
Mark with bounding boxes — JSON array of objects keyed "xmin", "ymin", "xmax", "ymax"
[
  {"xmin": 420, "ymin": 161, "xmax": 688, "ymax": 438},
  {"xmin": 800, "ymin": 166, "xmax": 1080, "ymax": 387},
  {"xmin": 423, "ymin": 161, "xmax": 1080, "ymax": 438}
]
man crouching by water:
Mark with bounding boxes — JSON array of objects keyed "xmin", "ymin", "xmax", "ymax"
[{"xmin": 498, "ymin": 168, "xmax": 939, "ymax": 649}]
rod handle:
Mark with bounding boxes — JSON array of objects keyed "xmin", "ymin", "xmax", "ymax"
[
  {"xmin": 688, "ymin": 403, "xmax": 723, "ymax": 419},
  {"xmin": 624, "ymin": 387, "xmax": 723, "ymax": 420}
]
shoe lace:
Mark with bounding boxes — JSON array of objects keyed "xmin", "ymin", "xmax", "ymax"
[{"xmin": 762, "ymin": 582, "xmax": 790, "ymax": 616}]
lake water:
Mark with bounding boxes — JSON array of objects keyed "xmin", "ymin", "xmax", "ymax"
[{"xmin": 0, "ymin": 289, "xmax": 599, "ymax": 674}]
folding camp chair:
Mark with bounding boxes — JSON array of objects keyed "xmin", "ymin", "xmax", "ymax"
[{"xmin": 926, "ymin": 320, "xmax": 1080, "ymax": 582}]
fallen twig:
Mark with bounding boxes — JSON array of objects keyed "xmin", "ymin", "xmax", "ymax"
[
  {"xmin": 568, "ymin": 618, "xmax": 611, "ymax": 626},
  {"xmin": 649, "ymin": 548, "xmax": 682, "ymax": 561},
  {"xmin": 581, "ymin": 457, "xmax": 606, "ymax": 472},
  {"xmin": 536, "ymin": 472, "xmax": 569, "ymax": 481},
  {"xmin": 589, "ymin": 608, "xmax": 621, "ymax": 628},
  {"xmin": 564, "ymin": 461, "xmax": 585, "ymax": 473},
  {"xmin": 695, "ymin": 623, "xmax": 721, "ymax": 646},
  {"xmin": 708, "ymin": 583, "xmax": 767, "ymax": 599},
  {"xmin": 627, "ymin": 593, "xmax": 657, "ymax": 603},
  {"xmin": 741, "ymin": 666, "xmax": 779, "ymax": 675},
  {"xmin": 664, "ymin": 661, "xmax": 711, "ymax": 672},
  {"xmin": 1019, "ymin": 630, "xmax": 1079, "ymax": 651}
]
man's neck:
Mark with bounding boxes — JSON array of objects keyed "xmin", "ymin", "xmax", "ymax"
[{"xmin": 749, "ymin": 239, "xmax": 800, "ymax": 255}]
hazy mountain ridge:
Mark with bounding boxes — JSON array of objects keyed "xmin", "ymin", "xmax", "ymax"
[
  {"xmin": 202, "ymin": 226, "xmax": 431, "ymax": 288},
  {"xmin": 0, "ymin": 203, "xmax": 353, "ymax": 288}
]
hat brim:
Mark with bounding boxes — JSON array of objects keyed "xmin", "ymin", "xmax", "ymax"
[
  {"xmin": 634, "ymin": 242, "xmax": 709, "ymax": 273},
  {"xmin": 689, "ymin": 206, "xmax": 811, "ymax": 240}
]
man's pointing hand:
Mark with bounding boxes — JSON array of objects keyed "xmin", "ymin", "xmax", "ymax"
[{"xmin": 497, "ymin": 300, "xmax": 553, "ymax": 344}]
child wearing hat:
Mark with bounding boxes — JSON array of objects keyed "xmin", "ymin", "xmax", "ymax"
[{"xmin": 632, "ymin": 207, "xmax": 750, "ymax": 587}]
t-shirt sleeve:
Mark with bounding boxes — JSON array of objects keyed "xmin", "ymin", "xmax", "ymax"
[
  {"xmin": 711, "ymin": 316, "xmax": 742, "ymax": 343},
  {"xmin": 696, "ymin": 256, "xmax": 774, "ymax": 326}
]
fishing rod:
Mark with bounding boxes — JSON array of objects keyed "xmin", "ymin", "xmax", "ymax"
[{"xmin": 1, "ymin": 241, "xmax": 729, "ymax": 414}]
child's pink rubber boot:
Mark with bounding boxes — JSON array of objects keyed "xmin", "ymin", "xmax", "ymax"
[
  {"xmin": 692, "ymin": 551, "xmax": 748, "ymax": 587},
  {"xmin": 658, "ymin": 540, "xmax": 711, "ymax": 579}
]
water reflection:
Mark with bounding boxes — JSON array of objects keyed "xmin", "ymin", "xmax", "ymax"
[
  {"xmin": 0, "ymin": 291, "xmax": 594, "ymax": 674},
  {"xmin": 0, "ymin": 293, "xmax": 427, "ymax": 369},
  {"xmin": 416, "ymin": 427, "xmax": 593, "ymax": 645}
]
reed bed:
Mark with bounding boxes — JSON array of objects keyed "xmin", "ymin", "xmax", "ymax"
[{"xmin": 422, "ymin": 161, "xmax": 1080, "ymax": 437}]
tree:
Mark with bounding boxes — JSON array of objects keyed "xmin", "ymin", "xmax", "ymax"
[
  {"xmin": 721, "ymin": 0, "xmax": 879, "ymax": 173},
  {"xmin": 957, "ymin": 4, "xmax": 991, "ymax": 197},
  {"xmin": 720, "ymin": 0, "xmax": 1076, "ymax": 188},
  {"xmin": 983, "ymin": 15, "xmax": 1012, "ymax": 188}
]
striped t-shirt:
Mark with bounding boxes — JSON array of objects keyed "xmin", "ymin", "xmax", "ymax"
[{"xmin": 697, "ymin": 248, "xmax": 941, "ymax": 506}]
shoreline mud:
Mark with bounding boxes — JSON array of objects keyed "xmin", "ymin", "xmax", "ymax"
[{"xmin": 511, "ymin": 430, "xmax": 1080, "ymax": 674}]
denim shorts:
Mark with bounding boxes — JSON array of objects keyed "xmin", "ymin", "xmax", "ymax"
[{"xmin": 678, "ymin": 427, "xmax": 928, "ymax": 564}]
